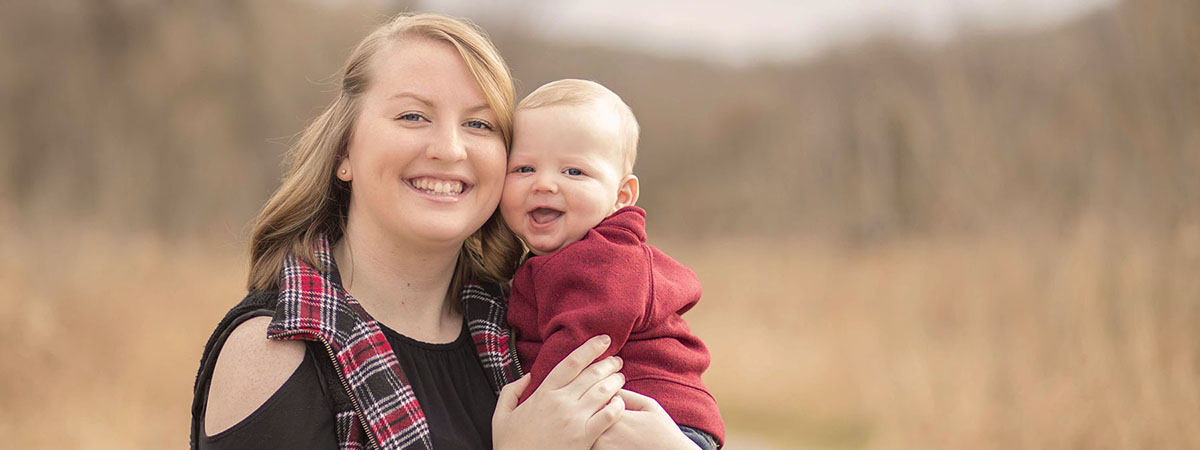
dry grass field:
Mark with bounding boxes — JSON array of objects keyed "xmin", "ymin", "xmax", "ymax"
[
  {"xmin": 0, "ymin": 226, "xmax": 245, "ymax": 449},
  {"xmin": 668, "ymin": 219, "xmax": 1200, "ymax": 449},
  {"xmin": 2, "ymin": 216, "xmax": 1197, "ymax": 449}
]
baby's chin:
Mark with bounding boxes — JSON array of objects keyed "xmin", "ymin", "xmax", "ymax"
[
  {"xmin": 526, "ymin": 236, "xmax": 580, "ymax": 256},
  {"xmin": 527, "ymin": 242, "xmax": 563, "ymax": 256}
]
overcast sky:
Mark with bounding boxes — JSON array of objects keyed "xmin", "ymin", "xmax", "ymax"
[{"xmin": 416, "ymin": 0, "xmax": 1118, "ymax": 65}]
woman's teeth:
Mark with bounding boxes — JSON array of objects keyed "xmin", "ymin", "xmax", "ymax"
[{"xmin": 411, "ymin": 178, "xmax": 464, "ymax": 195}]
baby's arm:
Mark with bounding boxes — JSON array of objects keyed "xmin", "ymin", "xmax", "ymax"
[{"xmin": 519, "ymin": 250, "xmax": 651, "ymax": 403}]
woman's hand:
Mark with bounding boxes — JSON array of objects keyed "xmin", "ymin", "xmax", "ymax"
[
  {"xmin": 493, "ymin": 335, "xmax": 627, "ymax": 450},
  {"xmin": 592, "ymin": 390, "xmax": 703, "ymax": 450}
]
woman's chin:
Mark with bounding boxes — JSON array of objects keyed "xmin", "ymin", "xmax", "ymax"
[{"xmin": 401, "ymin": 214, "xmax": 489, "ymax": 247}]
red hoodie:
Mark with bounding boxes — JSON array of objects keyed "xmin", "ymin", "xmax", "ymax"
[{"xmin": 507, "ymin": 206, "xmax": 724, "ymax": 444}]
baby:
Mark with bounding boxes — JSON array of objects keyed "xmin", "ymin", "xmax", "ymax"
[{"xmin": 500, "ymin": 79, "xmax": 724, "ymax": 447}]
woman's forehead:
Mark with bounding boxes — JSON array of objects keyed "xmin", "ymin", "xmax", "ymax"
[{"xmin": 365, "ymin": 38, "xmax": 489, "ymax": 109}]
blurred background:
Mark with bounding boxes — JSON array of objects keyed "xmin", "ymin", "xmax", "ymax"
[{"xmin": 1, "ymin": 0, "xmax": 1198, "ymax": 448}]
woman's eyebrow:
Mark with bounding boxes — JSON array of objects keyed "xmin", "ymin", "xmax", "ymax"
[
  {"xmin": 465, "ymin": 103, "xmax": 492, "ymax": 115},
  {"xmin": 387, "ymin": 92, "xmax": 434, "ymax": 107},
  {"xmin": 387, "ymin": 93, "xmax": 490, "ymax": 116}
]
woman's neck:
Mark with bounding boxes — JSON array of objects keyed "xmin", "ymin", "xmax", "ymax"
[{"xmin": 332, "ymin": 221, "xmax": 463, "ymax": 343}]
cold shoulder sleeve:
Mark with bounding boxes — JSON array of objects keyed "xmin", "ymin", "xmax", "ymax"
[{"xmin": 199, "ymin": 348, "xmax": 338, "ymax": 450}]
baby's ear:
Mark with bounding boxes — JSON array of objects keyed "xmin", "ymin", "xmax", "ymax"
[{"xmin": 614, "ymin": 174, "xmax": 639, "ymax": 211}]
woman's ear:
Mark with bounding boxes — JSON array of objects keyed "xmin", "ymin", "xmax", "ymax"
[
  {"xmin": 614, "ymin": 174, "xmax": 639, "ymax": 211},
  {"xmin": 336, "ymin": 158, "xmax": 352, "ymax": 182}
]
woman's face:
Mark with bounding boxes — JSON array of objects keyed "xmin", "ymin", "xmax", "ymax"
[{"xmin": 338, "ymin": 38, "xmax": 506, "ymax": 251}]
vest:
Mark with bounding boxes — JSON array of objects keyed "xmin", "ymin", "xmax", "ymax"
[{"xmin": 190, "ymin": 237, "xmax": 522, "ymax": 450}]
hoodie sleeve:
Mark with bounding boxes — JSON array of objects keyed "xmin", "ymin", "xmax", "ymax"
[{"xmin": 516, "ymin": 231, "xmax": 652, "ymax": 403}]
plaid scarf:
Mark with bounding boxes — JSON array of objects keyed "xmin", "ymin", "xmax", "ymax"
[{"xmin": 265, "ymin": 236, "xmax": 522, "ymax": 450}]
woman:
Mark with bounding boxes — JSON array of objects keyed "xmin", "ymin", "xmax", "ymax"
[{"xmin": 189, "ymin": 13, "xmax": 711, "ymax": 450}]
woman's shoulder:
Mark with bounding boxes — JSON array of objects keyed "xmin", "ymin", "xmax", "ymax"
[{"xmin": 204, "ymin": 316, "xmax": 307, "ymax": 436}]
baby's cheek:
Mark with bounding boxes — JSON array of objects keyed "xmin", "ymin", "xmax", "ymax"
[
  {"xmin": 499, "ymin": 180, "xmax": 521, "ymax": 208},
  {"xmin": 567, "ymin": 225, "xmax": 592, "ymax": 245},
  {"xmin": 497, "ymin": 198, "xmax": 523, "ymax": 232}
]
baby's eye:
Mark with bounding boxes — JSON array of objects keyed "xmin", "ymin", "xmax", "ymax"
[
  {"xmin": 465, "ymin": 120, "xmax": 494, "ymax": 131},
  {"xmin": 564, "ymin": 168, "xmax": 584, "ymax": 176},
  {"xmin": 513, "ymin": 166, "xmax": 534, "ymax": 174}
]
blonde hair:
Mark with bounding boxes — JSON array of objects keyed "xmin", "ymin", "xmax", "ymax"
[
  {"xmin": 248, "ymin": 13, "xmax": 523, "ymax": 293},
  {"xmin": 518, "ymin": 79, "xmax": 640, "ymax": 174}
]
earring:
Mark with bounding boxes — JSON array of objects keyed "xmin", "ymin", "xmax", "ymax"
[{"xmin": 340, "ymin": 169, "xmax": 347, "ymax": 175}]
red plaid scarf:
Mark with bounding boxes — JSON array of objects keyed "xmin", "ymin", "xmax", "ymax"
[{"xmin": 265, "ymin": 236, "xmax": 522, "ymax": 450}]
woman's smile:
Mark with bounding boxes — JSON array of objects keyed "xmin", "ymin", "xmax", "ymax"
[{"xmin": 407, "ymin": 176, "xmax": 470, "ymax": 198}]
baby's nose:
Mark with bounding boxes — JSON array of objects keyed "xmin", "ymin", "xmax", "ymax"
[{"xmin": 532, "ymin": 175, "xmax": 557, "ymax": 193}]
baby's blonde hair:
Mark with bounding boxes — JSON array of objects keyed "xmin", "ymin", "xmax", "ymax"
[{"xmin": 517, "ymin": 79, "xmax": 639, "ymax": 174}]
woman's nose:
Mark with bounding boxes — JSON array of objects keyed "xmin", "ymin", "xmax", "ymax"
[{"xmin": 426, "ymin": 126, "xmax": 467, "ymax": 161}]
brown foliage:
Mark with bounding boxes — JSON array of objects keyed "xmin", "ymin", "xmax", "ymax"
[{"xmin": 3, "ymin": 1, "xmax": 1196, "ymax": 239}]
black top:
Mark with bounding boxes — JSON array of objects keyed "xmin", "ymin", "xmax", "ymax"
[
  {"xmin": 379, "ymin": 320, "xmax": 498, "ymax": 450},
  {"xmin": 200, "ymin": 320, "xmax": 496, "ymax": 450}
]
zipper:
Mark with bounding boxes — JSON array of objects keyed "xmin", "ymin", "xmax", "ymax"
[
  {"xmin": 273, "ymin": 330, "xmax": 382, "ymax": 450},
  {"xmin": 506, "ymin": 326, "xmax": 525, "ymax": 378}
]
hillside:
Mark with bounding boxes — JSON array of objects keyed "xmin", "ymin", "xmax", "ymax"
[{"xmin": 2, "ymin": 0, "xmax": 1195, "ymax": 240}]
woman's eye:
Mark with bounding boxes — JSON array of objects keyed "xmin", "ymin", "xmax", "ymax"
[
  {"xmin": 466, "ymin": 120, "xmax": 494, "ymax": 131},
  {"xmin": 396, "ymin": 113, "xmax": 424, "ymax": 122},
  {"xmin": 565, "ymin": 168, "xmax": 583, "ymax": 176}
]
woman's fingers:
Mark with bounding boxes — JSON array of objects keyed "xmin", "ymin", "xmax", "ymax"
[
  {"xmin": 584, "ymin": 392, "xmax": 626, "ymax": 441},
  {"xmin": 593, "ymin": 391, "xmax": 699, "ymax": 450},
  {"xmin": 542, "ymin": 334, "xmax": 612, "ymax": 391},
  {"xmin": 616, "ymin": 389, "xmax": 663, "ymax": 413},
  {"xmin": 495, "ymin": 335, "xmax": 628, "ymax": 449},
  {"xmin": 580, "ymin": 371, "xmax": 626, "ymax": 408},
  {"xmin": 564, "ymin": 355, "xmax": 623, "ymax": 400},
  {"xmin": 495, "ymin": 374, "xmax": 530, "ymax": 414}
]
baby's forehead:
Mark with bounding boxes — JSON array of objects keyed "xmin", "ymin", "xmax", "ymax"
[
  {"xmin": 517, "ymin": 106, "xmax": 630, "ymax": 166},
  {"xmin": 518, "ymin": 97, "xmax": 619, "ymax": 122},
  {"xmin": 516, "ymin": 102, "xmax": 618, "ymax": 138}
]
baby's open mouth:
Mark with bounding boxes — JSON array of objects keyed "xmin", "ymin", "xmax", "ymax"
[{"xmin": 530, "ymin": 207, "xmax": 563, "ymax": 225}]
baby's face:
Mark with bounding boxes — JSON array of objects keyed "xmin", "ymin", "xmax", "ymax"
[{"xmin": 501, "ymin": 105, "xmax": 628, "ymax": 255}]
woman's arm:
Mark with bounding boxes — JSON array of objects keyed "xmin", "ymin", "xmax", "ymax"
[
  {"xmin": 492, "ymin": 335, "xmax": 628, "ymax": 450},
  {"xmin": 204, "ymin": 316, "xmax": 307, "ymax": 436}
]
